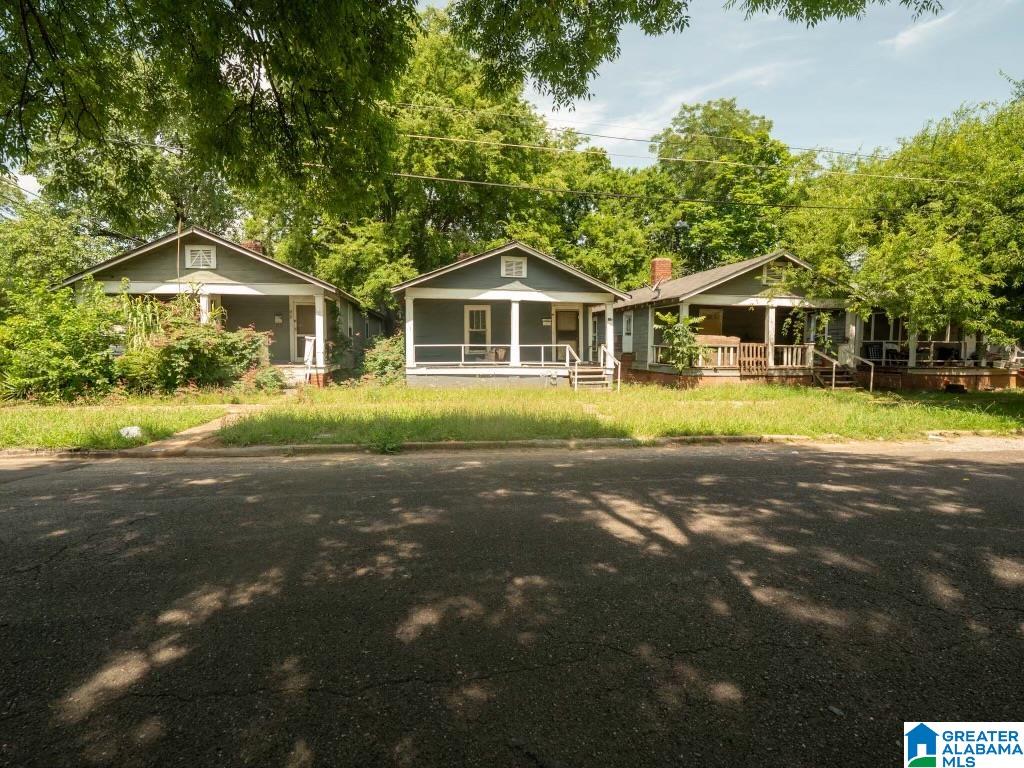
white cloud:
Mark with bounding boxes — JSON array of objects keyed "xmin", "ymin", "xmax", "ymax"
[
  {"xmin": 880, "ymin": 10, "xmax": 959, "ymax": 52},
  {"xmin": 531, "ymin": 60, "xmax": 808, "ymax": 164}
]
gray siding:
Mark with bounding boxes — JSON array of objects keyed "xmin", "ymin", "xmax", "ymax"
[
  {"xmin": 221, "ymin": 295, "xmax": 291, "ymax": 362},
  {"xmin": 93, "ymin": 234, "xmax": 309, "ymax": 286},
  {"xmin": 418, "ymin": 249, "xmax": 606, "ymax": 294},
  {"xmin": 634, "ymin": 308, "xmax": 650, "ymax": 364},
  {"xmin": 413, "ymin": 300, "xmax": 512, "ymax": 362},
  {"xmin": 710, "ymin": 259, "xmax": 805, "ymax": 298}
]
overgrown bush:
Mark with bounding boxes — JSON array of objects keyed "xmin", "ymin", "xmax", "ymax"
[
  {"xmin": 0, "ymin": 284, "xmax": 119, "ymax": 401},
  {"xmin": 234, "ymin": 365, "xmax": 287, "ymax": 393},
  {"xmin": 655, "ymin": 311, "xmax": 706, "ymax": 373},
  {"xmin": 0, "ymin": 285, "xmax": 276, "ymax": 400},
  {"xmin": 361, "ymin": 331, "xmax": 405, "ymax": 383}
]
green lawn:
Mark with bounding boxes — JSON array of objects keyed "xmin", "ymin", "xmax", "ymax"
[
  {"xmin": 0, "ymin": 404, "xmax": 227, "ymax": 450},
  {"xmin": 216, "ymin": 383, "xmax": 1024, "ymax": 448}
]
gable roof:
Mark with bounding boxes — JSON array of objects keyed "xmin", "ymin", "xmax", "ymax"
[
  {"xmin": 615, "ymin": 250, "xmax": 810, "ymax": 309},
  {"xmin": 390, "ymin": 241, "xmax": 630, "ymax": 300},
  {"xmin": 58, "ymin": 225, "xmax": 378, "ymax": 314}
]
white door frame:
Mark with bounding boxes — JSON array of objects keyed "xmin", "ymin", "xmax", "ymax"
[
  {"xmin": 289, "ymin": 296, "xmax": 315, "ymax": 363},
  {"xmin": 622, "ymin": 310, "xmax": 634, "ymax": 354},
  {"xmin": 551, "ymin": 303, "xmax": 583, "ymax": 357}
]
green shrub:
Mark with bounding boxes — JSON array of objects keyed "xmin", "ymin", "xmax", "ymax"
[
  {"xmin": 152, "ymin": 324, "xmax": 268, "ymax": 390},
  {"xmin": 0, "ymin": 284, "xmax": 119, "ymax": 401},
  {"xmin": 361, "ymin": 331, "xmax": 405, "ymax": 383},
  {"xmin": 234, "ymin": 365, "xmax": 287, "ymax": 393},
  {"xmin": 114, "ymin": 345, "xmax": 163, "ymax": 393}
]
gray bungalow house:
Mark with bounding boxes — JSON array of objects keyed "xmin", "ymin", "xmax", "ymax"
[
  {"xmin": 391, "ymin": 241, "xmax": 629, "ymax": 388},
  {"xmin": 613, "ymin": 251, "xmax": 854, "ymax": 385},
  {"xmin": 59, "ymin": 226, "xmax": 384, "ymax": 384}
]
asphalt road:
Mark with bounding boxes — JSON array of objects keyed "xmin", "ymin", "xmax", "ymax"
[{"xmin": 1, "ymin": 439, "xmax": 1022, "ymax": 767}]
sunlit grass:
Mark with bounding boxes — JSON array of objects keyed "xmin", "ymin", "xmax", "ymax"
[
  {"xmin": 0, "ymin": 405, "xmax": 227, "ymax": 449},
  {"xmin": 216, "ymin": 383, "xmax": 1024, "ymax": 447}
]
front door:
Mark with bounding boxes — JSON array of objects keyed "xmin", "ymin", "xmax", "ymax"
[
  {"xmin": 554, "ymin": 309, "xmax": 580, "ymax": 360},
  {"xmin": 294, "ymin": 304, "xmax": 315, "ymax": 362},
  {"xmin": 622, "ymin": 310, "xmax": 634, "ymax": 353}
]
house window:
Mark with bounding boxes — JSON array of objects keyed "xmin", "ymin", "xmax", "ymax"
[
  {"xmin": 464, "ymin": 305, "xmax": 491, "ymax": 349},
  {"xmin": 501, "ymin": 256, "xmax": 527, "ymax": 278},
  {"xmin": 185, "ymin": 245, "xmax": 216, "ymax": 269}
]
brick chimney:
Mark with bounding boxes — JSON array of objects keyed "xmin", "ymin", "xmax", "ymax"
[
  {"xmin": 241, "ymin": 239, "xmax": 264, "ymax": 254},
  {"xmin": 650, "ymin": 257, "xmax": 672, "ymax": 285}
]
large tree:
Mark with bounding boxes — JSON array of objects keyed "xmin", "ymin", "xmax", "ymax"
[
  {"xmin": 783, "ymin": 97, "xmax": 1024, "ymax": 341},
  {"xmin": 2, "ymin": 0, "xmax": 938, "ymax": 198}
]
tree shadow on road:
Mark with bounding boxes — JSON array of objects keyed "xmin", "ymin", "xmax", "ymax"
[{"xmin": 1, "ymin": 444, "xmax": 1022, "ymax": 766}]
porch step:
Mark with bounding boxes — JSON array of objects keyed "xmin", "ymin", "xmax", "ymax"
[
  {"xmin": 812, "ymin": 366, "xmax": 859, "ymax": 389},
  {"xmin": 569, "ymin": 366, "xmax": 613, "ymax": 390}
]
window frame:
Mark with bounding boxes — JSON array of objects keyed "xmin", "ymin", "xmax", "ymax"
[
  {"xmin": 185, "ymin": 244, "xmax": 217, "ymax": 270},
  {"xmin": 501, "ymin": 256, "xmax": 527, "ymax": 279},
  {"xmin": 763, "ymin": 261, "xmax": 785, "ymax": 286},
  {"xmin": 464, "ymin": 304, "xmax": 491, "ymax": 348}
]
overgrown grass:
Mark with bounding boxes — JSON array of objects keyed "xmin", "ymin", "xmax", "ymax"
[
  {"xmin": 0, "ymin": 404, "xmax": 227, "ymax": 449},
  {"xmin": 216, "ymin": 383, "xmax": 1024, "ymax": 448}
]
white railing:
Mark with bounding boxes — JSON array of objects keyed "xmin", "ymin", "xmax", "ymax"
[
  {"xmin": 412, "ymin": 344, "xmax": 580, "ymax": 368},
  {"xmin": 812, "ymin": 348, "xmax": 840, "ymax": 389},
  {"xmin": 846, "ymin": 351, "xmax": 874, "ymax": 392},
  {"xmin": 696, "ymin": 344, "xmax": 740, "ymax": 368},
  {"xmin": 774, "ymin": 343, "xmax": 814, "ymax": 367},
  {"xmin": 599, "ymin": 344, "xmax": 621, "ymax": 391}
]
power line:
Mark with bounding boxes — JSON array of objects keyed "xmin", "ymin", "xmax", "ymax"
[
  {"xmin": 389, "ymin": 101, "xmax": 938, "ymax": 166},
  {"xmin": 399, "ymin": 132, "xmax": 967, "ymax": 186},
  {"xmin": 390, "ymin": 171, "xmax": 873, "ymax": 212}
]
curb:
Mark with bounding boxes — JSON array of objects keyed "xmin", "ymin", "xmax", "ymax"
[{"xmin": 0, "ymin": 433, "xmax": 813, "ymax": 460}]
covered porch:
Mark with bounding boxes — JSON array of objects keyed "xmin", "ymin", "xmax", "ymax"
[
  {"xmin": 403, "ymin": 296, "xmax": 617, "ymax": 379},
  {"xmin": 645, "ymin": 300, "xmax": 850, "ymax": 372}
]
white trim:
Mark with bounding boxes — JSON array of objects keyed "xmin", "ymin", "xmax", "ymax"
[
  {"xmin": 391, "ymin": 241, "xmax": 629, "ymax": 299},
  {"xmin": 405, "ymin": 286, "xmax": 615, "ymax": 303},
  {"xmin": 185, "ymin": 244, "xmax": 217, "ymax": 269},
  {"xmin": 510, "ymin": 300, "xmax": 521, "ymax": 366},
  {"xmin": 683, "ymin": 293, "xmax": 846, "ymax": 308},
  {"xmin": 501, "ymin": 255, "xmax": 527, "ymax": 279},
  {"xmin": 60, "ymin": 225, "xmax": 355, "ymax": 302},
  {"xmin": 100, "ymin": 280, "xmax": 328, "ymax": 296},
  {"xmin": 464, "ymin": 304, "xmax": 491, "ymax": 348},
  {"xmin": 406, "ymin": 366, "xmax": 570, "ymax": 377},
  {"xmin": 604, "ymin": 302, "xmax": 615, "ymax": 368},
  {"xmin": 289, "ymin": 296, "xmax": 315, "ymax": 364},
  {"xmin": 314, "ymin": 293, "xmax": 327, "ymax": 369},
  {"xmin": 551, "ymin": 303, "xmax": 583, "ymax": 358},
  {"xmin": 405, "ymin": 297, "xmax": 416, "ymax": 367}
]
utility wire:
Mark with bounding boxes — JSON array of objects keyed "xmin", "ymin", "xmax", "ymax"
[
  {"xmin": 389, "ymin": 171, "xmax": 873, "ymax": 212},
  {"xmin": 389, "ymin": 101, "xmax": 939, "ymax": 166},
  {"xmin": 398, "ymin": 132, "xmax": 967, "ymax": 186}
]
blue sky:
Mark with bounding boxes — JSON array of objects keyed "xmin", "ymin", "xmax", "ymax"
[{"xmin": 529, "ymin": 0, "xmax": 1023, "ymax": 166}]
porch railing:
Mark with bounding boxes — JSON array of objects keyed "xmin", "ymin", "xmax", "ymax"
[
  {"xmin": 411, "ymin": 344, "xmax": 582, "ymax": 367},
  {"xmin": 773, "ymin": 343, "xmax": 814, "ymax": 367},
  {"xmin": 651, "ymin": 342, "xmax": 814, "ymax": 370}
]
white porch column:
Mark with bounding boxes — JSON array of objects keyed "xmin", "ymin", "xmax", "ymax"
[
  {"xmin": 964, "ymin": 332, "xmax": 978, "ymax": 363},
  {"xmin": 765, "ymin": 304, "xmax": 776, "ymax": 367},
  {"xmin": 604, "ymin": 302, "xmax": 615, "ymax": 369},
  {"xmin": 647, "ymin": 306, "xmax": 656, "ymax": 365},
  {"xmin": 510, "ymin": 300, "xmax": 521, "ymax": 366},
  {"xmin": 314, "ymin": 293, "xmax": 327, "ymax": 370},
  {"xmin": 199, "ymin": 293, "xmax": 212, "ymax": 324},
  {"xmin": 585, "ymin": 306, "xmax": 593, "ymax": 362},
  {"xmin": 907, "ymin": 330, "xmax": 918, "ymax": 368},
  {"xmin": 404, "ymin": 296, "xmax": 415, "ymax": 367}
]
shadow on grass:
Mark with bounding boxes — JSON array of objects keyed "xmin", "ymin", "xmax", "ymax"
[{"xmin": 217, "ymin": 411, "xmax": 632, "ymax": 448}]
